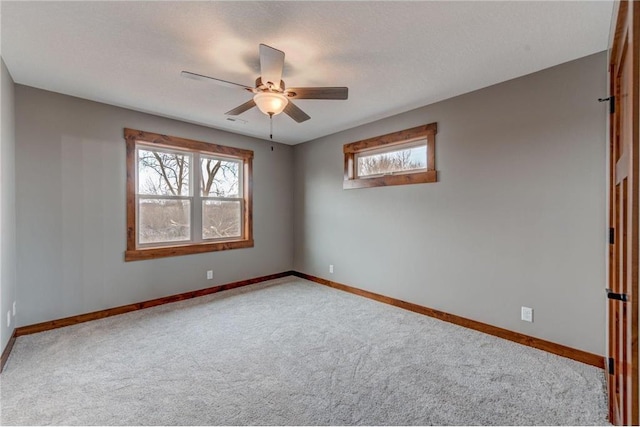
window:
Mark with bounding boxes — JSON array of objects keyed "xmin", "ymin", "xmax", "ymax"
[
  {"xmin": 343, "ymin": 123, "xmax": 437, "ymax": 189},
  {"xmin": 125, "ymin": 129, "xmax": 253, "ymax": 261}
]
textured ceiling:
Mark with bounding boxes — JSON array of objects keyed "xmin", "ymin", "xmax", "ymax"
[{"xmin": 1, "ymin": 1, "xmax": 613, "ymax": 145}]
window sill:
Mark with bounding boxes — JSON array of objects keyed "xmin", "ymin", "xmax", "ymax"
[
  {"xmin": 125, "ymin": 239, "xmax": 254, "ymax": 261},
  {"xmin": 343, "ymin": 170, "xmax": 437, "ymax": 190}
]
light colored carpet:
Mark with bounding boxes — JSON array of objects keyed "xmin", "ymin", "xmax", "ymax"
[{"xmin": 0, "ymin": 277, "xmax": 608, "ymax": 425}]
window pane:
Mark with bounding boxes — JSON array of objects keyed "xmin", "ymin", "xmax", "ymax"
[
  {"xmin": 202, "ymin": 200, "xmax": 241, "ymax": 239},
  {"xmin": 357, "ymin": 145, "xmax": 427, "ymax": 177},
  {"xmin": 201, "ymin": 157, "xmax": 240, "ymax": 197},
  {"xmin": 138, "ymin": 149, "xmax": 190, "ymax": 196},
  {"xmin": 139, "ymin": 199, "xmax": 191, "ymax": 244}
]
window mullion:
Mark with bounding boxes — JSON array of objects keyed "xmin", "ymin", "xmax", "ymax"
[
  {"xmin": 138, "ymin": 195, "xmax": 191, "ymax": 200},
  {"xmin": 192, "ymin": 153, "xmax": 202, "ymax": 243},
  {"xmin": 201, "ymin": 196, "xmax": 243, "ymax": 202}
]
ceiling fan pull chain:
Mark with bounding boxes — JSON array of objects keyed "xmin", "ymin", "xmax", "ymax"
[{"xmin": 269, "ymin": 113, "xmax": 274, "ymax": 140}]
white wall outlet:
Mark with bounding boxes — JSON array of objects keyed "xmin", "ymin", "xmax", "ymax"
[
  {"xmin": 7, "ymin": 311, "xmax": 10, "ymax": 327},
  {"xmin": 521, "ymin": 306, "xmax": 533, "ymax": 322},
  {"xmin": 329, "ymin": 264, "xmax": 334, "ymax": 274},
  {"xmin": 12, "ymin": 301, "xmax": 16, "ymax": 316},
  {"xmin": 206, "ymin": 270, "xmax": 213, "ymax": 280}
]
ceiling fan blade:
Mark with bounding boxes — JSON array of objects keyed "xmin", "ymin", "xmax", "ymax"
[
  {"xmin": 181, "ymin": 71, "xmax": 253, "ymax": 91},
  {"xmin": 225, "ymin": 99, "xmax": 256, "ymax": 116},
  {"xmin": 259, "ymin": 44, "xmax": 285, "ymax": 88},
  {"xmin": 286, "ymin": 87, "xmax": 349, "ymax": 100},
  {"xmin": 283, "ymin": 101, "xmax": 311, "ymax": 123}
]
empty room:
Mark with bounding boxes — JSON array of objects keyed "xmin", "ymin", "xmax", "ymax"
[{"xmin": 0, "ymin": 1, "xmax": 637, "ymax": 425}]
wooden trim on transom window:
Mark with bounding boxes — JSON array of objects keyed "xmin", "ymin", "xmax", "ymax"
[
  {"xmin": 343, "ymin": 123, "xmax": 438, "ymax": 189},
  {"xmin": 124, "ymin": 128, "xmax": 254, "ymax": 261}
]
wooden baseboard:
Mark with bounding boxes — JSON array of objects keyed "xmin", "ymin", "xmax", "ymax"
[
  {"xmin": 291, "ymin": 271, "xmax": 605, "ymax": 369},
  {"xmin": 1, "ymin": 330, "xmax": 17, "ymax": 373},
  {"xmin": 11, "ymin": 269, "xmax": 605, "ymax": 371},
  {"xmin": 15, "ymin": 271, "xmax": 294, "ymax": 337}
]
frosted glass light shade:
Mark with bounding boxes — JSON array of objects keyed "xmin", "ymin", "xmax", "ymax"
[{"xmin": 253, "ymin": 92, "xmax": 288, "ymax": 116}]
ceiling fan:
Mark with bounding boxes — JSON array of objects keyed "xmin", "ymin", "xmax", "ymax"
[{"xmin": 181, "ymin": 44, "xmax": 348, "ymax": 127}]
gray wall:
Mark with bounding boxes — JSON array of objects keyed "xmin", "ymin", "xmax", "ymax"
[
  {"xmin": 15, "ymin": 86, "xmax": 294, "ymax": 326},
  {"xmin": 293, "ymin": 52, "xmax": 607, "ymax": 355},
  {"xmin": 12, "ymin": 52, "xmax": 607, "ymax": 356},
  {"xmin": 1, "ymin": 57, "xmax": 17, "ymax": 351}
]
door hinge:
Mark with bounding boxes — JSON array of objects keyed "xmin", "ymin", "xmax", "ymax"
[
  {"xmin": 598, "ymin": 96, "xmax": 615, "ymax": 114},
  {"xmin": 606, "ymin": 288, "xmax": 629, "ymax": 302},
  {"xmin": 608, "ymin": 357, "xmax": 615, "ymax": 375},
  {"xmin": 609, "ymin": 227, "xmax": 615, "ymax": 245}
]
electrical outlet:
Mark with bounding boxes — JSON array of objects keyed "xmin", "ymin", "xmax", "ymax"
[
  {"xmin": 521, "ymin": 306, "xmax": 533, "ymax": 322},
  {"xmin": 12, "ymin": 301, "xmax": 16, "ymax": 316},
  {"xmin": 329, "ymin": 264, "xmax": 334, "ymax": 274},
  {"xmin": 7, "ymin": 311, "xmax": 10, "ymax": 327},
  {"xmin": 207, "ymin": 270, "xmax": 213, "ymax": 280}
]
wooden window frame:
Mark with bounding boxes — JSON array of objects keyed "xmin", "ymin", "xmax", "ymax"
[
  {"xmin": 124, "ymin": 128, "xmax": 253, "ymax": 261},
  {"xmin": 343, "ymin": 123, "xmax": 437, "ymax": 189}
]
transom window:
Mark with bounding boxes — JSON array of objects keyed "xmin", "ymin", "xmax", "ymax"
[
  {"xmin": 356, "ymin": 139, "xmax": 428, "ymax": 178},
  {"xmin": 125, "ymin": 129, "xmax": 253, "ymax": 261},
  {"xmin": 344, "ymin": 123, "xmax": 437, "ymax": 189}
]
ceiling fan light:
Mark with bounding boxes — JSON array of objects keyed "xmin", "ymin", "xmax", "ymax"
[{"xmin": 253, "ymin": 92, "xmax": 288, "ymax": 116}]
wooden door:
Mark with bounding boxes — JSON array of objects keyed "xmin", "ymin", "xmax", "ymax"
[{"xmin": 608, "ymin": 1, "xmax": 639, "ymax": 425}]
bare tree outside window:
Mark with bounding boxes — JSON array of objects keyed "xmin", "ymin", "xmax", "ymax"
[
  {"xmin": 139, "ymin": 199, "xmax": 191, "ymax": 244},
  {"xmin": 203, "ymin": 200, "xmax": 241, "ymax": 239},
  {"xmin": 201, "ymin": 158, "xmax": 239, "ymax": 197},
  {"xmin": 138, "ymin": 149, "xmax": 191, "ymax": 244},
  {"xmin": 201, "ymin": 158, "xmax": 242, "ymax": 239},
  {"xmin": 139, "ymin": 150, "xmax": 190, "ymax": 196},
  {"xmin": 357, "ymin": 145, "xmax": 427, "ymax": 177},
  {"xmin": 137, "ymin": 149, "xmax": 244, "ymax": 243}
]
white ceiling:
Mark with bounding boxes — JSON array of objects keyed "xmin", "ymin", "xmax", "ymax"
[{"xmin": 1, "ymin": 1, "xmax": 613, "ymax": 145}]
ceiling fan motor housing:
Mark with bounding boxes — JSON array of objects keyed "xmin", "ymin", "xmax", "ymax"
[{"xmin": 254, "ymin": 77, "xmax": 285, "ymax": 92}]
